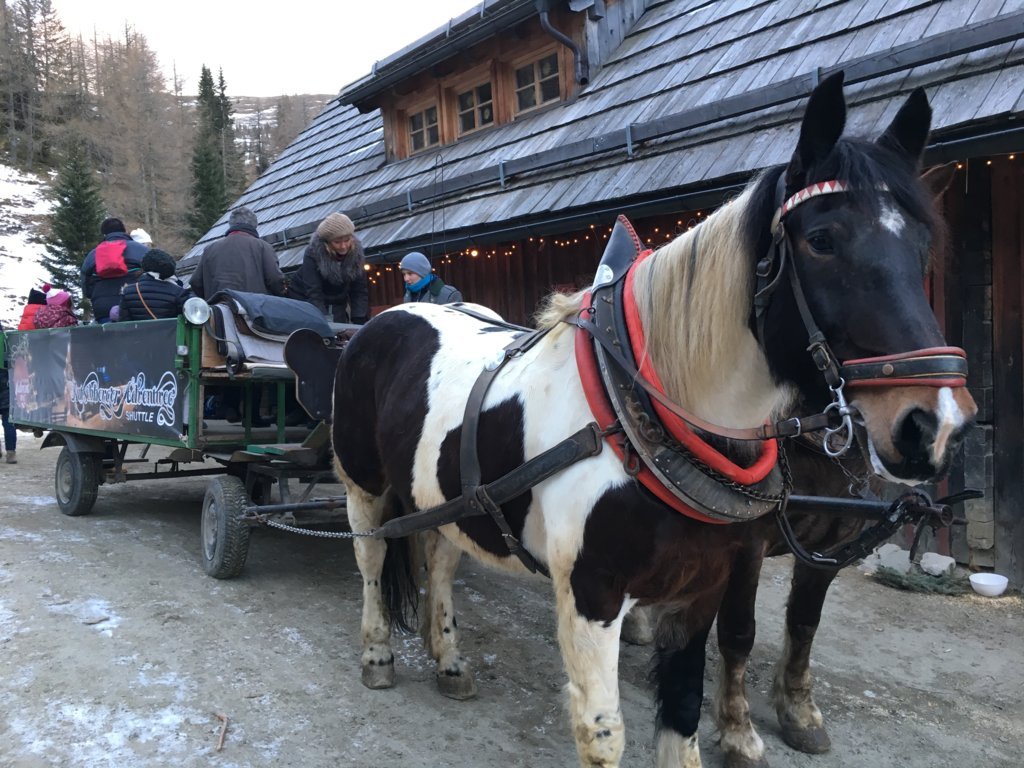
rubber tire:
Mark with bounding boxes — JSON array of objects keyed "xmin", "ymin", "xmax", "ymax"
[
  {"xmin": 201, "ymin": 475, "xmax": 252, "ymax": 579},
  {"xmin": 55, "ymin": 447, "xmax": 101, "ymax": 517}
]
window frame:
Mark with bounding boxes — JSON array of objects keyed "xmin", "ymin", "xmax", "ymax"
[
  {"xmin": 510, "ymin": 46, "xmax": 563, "ymax": 117},
  {"xmin": 404, "ymin": 99, "xmax": 441, "ymax": 155}
]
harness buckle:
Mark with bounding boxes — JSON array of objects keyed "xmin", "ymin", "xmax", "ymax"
[{"xmin": 778, "ymin": 417, "xmax": 802, "ymax": 438}]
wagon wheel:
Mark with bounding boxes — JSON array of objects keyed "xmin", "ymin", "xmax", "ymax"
[
  {"xmin": 55, "ymin": 447, "xmax": 101, "ymax": 517},
  {"xmin": 200, "ymin": 475, "xmax": 252, "ymax": 579}
]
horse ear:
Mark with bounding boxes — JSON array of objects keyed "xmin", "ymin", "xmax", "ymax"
[
  {"xmin": 787, "ymin": 71, "xmax": 847, "ymax": 187},
  {"xmin": 878, "ymin": 88, "xmax": 932, "ymax": 166},
  {"xmin": 921, "ymin": 162, "xmax": 957, "ymax": 200}
]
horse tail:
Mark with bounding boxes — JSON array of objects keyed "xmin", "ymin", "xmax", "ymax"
[{"xmin": 381, "ymin": 488, "xmax": 419, "ymax": 633}]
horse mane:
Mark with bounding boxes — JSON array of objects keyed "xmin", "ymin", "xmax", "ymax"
[
  {"xmin": 535, "ymin": 290, "xmax": 585, "ymax": 331},
  {"xmin": 629, "ymin": 181, "xmax": 793, "ymax": 426}
]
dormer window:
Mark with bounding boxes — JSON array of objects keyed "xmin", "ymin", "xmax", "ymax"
[
  {"xmin": 457, "ymin": 82, "xmax": 494, "ymax": 136},
  {"xmin": 515, "ymin": 52, "xmax": 560, "ymax": 114},
  {"xmin": 369, "ymin": 13, "xmax": 579, "ymax": 160},
  {"xmin": 409, "ymin": 104, "xmax": 439, "ymax": 153}
]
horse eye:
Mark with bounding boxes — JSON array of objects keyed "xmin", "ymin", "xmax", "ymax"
[{"xmin": 806, "ymin": 231, "xmax": 834, "ymax": 254}]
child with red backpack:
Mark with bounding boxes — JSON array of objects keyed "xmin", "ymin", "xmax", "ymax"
[{"xmin": 79, "ymin": 217, "xmax": 147, "ymax": 322}]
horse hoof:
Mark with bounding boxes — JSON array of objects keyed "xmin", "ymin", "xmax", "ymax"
[
  {"xmin": 361, "ymin": 660, "xmax": 396, "ymax": 690},
  {"xmin": 723, "ymin": 752, "xmax": 770, "ymax": 768},
  {"xmin": 436, "ymin": 669, "xmax": 477, "ymax": 700},
  {"xmin": 780, "ymin": 723, "xmax": 831, "ymax": 754}
]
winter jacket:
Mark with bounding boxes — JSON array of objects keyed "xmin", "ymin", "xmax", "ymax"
[
  {"xmin": 80, "ymin": 233, "xmax": 148, "ymax": 321},
  {"xmin": 189, "ymin": 229, "xmax": 286, "ymax": 300},
  {"xmin": 287, "ymin": 235, "xmax": 369, "ymax": 324},
  {"xmin": 403, "ymin": 276, "xmax": 463, "ymax": 305},
  {"xmin": 17, "ymin": 303, "xmax": 44, "ymax": 330},
  {"xmin": 118, "ymin": 273, "xmax": 192, "ymax": 321},
  {"xmin": 33, "ymin": 304, "xmax": 79, "ymax": 329}
]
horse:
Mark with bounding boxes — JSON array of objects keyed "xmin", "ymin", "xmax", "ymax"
[
  {"xmin": 704, "ymin": 162, "xmax": 962, "ymax": 768},
  {"xmin": 328, "ymin": 72, "xmax": 976, "ymax": 768}
]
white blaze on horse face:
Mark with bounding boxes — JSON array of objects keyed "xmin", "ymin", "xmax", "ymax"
[
  {"xmin": 931, "ymin": 386, "xmax": 966, "ymax": 467},
  {"xmin": 879, "ymin": 205, "xmax": 906, "ymax": 236}
]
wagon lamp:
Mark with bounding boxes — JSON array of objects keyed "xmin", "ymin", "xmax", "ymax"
[{"xmin": 183, "ymin": 297, "xmax": 212, "ymax": 326}]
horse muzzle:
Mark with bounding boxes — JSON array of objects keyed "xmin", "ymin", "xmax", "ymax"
[{"xmin": 852, "ymin": 385, "xmax": 977, "ymax": 484}]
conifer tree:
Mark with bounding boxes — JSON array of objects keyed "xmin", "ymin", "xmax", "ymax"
[
  {"xmin": 186, "ymin": 65, "xmax": 226, "ymax": 238},
  {"xmin": 42, "ymin": 139, "xmax": 105, "ymax": 300}
]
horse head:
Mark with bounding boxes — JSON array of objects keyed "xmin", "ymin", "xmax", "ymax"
[{"xmin": 760, "ymin": 71, "xmax": 976, "ymax": 484}]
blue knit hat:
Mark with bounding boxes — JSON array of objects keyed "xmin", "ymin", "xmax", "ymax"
[{"xmin": 399, "ymin": 251, "xmax": 432, "ymax": 278}]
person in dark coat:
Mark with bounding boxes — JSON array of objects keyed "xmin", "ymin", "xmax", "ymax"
[
  {"xmin": 287, "ymin": 213, "xmax": 369, "ymax": 324},
  {"xmin": 17, "ymin": 286, "xmax": 48, "ymax": 330},
  {"xmin": 0, "ymin": 321, "xmax": 15, "ymax": 463},
  {"xmin": 118, "ymin": 249, "xmax": 191, "ymax": 321},
  {"xmin": 400, "ymin": 251, "xmax": 463, "ymax": 304},
  {"xmin": 80, "ymin": 217, "xmax": 147, "ymax": 323},
  {"xmin": 189, "ymin": 207, "xmax": 286, "ymax": 300}
]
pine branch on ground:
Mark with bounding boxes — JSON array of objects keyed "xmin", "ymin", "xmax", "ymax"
[{"xmin": 871, "ymin": 566, "xmax": 971, "ymax": 595}]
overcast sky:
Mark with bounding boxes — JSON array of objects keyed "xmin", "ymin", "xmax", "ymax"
[{"xmin": 51, "ymin": 0, "xmax": 480, "ymax": 97}]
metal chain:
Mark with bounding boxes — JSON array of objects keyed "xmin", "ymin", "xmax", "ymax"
[
  {"xmin": 259, "ymin": 517, "xmax": 375, "ymax": 539},
  {"xmin": 633, "ymin": 408, "xmax": 790, "ymax": 504}
]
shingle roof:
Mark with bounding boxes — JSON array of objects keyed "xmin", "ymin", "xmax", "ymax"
[{"xmin": 180, "ymin": 0, "xmax": 1024, "ymax": 271}]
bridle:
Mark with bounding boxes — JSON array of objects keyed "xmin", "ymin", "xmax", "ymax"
[{"xmin": 753, "ymin": 174, "xmax": 968, "ymax": 457}]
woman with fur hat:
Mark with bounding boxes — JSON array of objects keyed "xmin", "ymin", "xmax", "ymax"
[
  {"xmin": 118, "ymin": 249, "xmax": 192, "ymax": 321},
  {"xmin": 287, "ymin": 213, "xmax": 369, "ymax": 324},
  {"xmin": 400, "ymin": 251, "xmax": 463, "ymax": 305},
  {"xmin": 17, "ymin": 285, "xmax": 49, "ymax": 330}
]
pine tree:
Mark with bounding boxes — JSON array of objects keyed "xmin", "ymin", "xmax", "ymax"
[
  {"xmin": 187, "ymin": 65, "xmax": 229, "ymax": 238},
  {"xmin": 187, "ymin": 128, "xmax": 225, "ymax": 238},
  {"xmin": 42, "ymin": 139, "xmax": 105, "ymax": 300}
]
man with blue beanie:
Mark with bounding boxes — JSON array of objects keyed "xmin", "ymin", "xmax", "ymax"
[{"xmin": 399, "ymin": 251, "xmax": 463, "ymax": 304}]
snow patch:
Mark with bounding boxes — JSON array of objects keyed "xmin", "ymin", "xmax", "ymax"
[{"xmin": 0, "ymin": 163, "xmax": 54, "ymax": 327}]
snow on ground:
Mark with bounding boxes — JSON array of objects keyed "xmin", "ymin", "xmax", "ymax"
[{"xmin": 0, "ymin": 163, "xmax": 53, "ymax": 329}]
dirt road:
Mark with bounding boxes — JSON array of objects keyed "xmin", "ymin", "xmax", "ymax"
[{"xmin": 1, "ymin": 435, "xmax": 1021, "ymax": 767}]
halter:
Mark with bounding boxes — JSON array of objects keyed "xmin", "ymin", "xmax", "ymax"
[{"xmin": 753, "ymin": 175, "xmax": 968, "ymax": 457}]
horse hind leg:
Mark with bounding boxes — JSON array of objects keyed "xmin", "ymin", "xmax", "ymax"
[
  {"xmin": 346, "ymin": 482, "xmax": 399, "ymax": 690},
  {"xmin": 772, "ymin": 560, "xmax": 835, "ymax": 754},
  {"xmin": 421, "ymin": 529, "xmax": 477, "ymax": 700}
]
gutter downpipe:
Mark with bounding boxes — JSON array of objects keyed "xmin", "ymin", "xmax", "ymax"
[{"xmin": 536, "ymin": 0, "xmax": 589, "ymax": 85}]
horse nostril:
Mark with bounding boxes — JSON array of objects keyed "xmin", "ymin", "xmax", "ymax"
[{"xmin": 893, "ymin": 408, "xmax": 938, "ymax": 473}]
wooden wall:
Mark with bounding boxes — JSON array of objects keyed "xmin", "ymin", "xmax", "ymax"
[{"xmin": 367, "ymin": 213, "xmax": 703, "ymax": 325}]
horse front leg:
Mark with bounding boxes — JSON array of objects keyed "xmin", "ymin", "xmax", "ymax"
[
  {"xmin": 653, "ymin": 582, "xmax": 733, "ymax": 768},
  {"xmin": 422, "ymin": 529, "xmax": 477, "ymax": 700},
  {"xmin": 715, "ymin": 545, "xmax": 769, "ymax": 768},
  {"xmin": 346, "ymin": 483, "xmax": 397, "ymax": 689},
  {"xmin": 772, "ymin": 560, "xmax": 836, "ymax": 754},
  {"xmin": 553, "ymin": 565, "xmax": 629, "ymax": 768}
]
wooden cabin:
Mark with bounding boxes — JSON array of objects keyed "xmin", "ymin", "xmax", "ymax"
[{"xmin": 180, "ymin": 0, "xmax": 1024, "ymax": 586}]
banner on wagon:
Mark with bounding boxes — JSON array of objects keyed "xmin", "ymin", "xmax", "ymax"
[{"xmin": 7, "ymin": 320, "xmax": 185, "ymax": 440}]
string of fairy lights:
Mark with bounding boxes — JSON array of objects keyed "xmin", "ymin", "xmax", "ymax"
[
  {"xmin": 361, "ymin": 212, "xmax": 710, "ymax": 287},
  {"xmin": 362, "ymin": 151, "xmax": 1020, "ymax": 288}
]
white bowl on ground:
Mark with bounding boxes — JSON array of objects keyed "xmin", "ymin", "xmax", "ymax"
[{"xmin": 969, "ymin": 572, "xmax": 1009, "ymax": 597}]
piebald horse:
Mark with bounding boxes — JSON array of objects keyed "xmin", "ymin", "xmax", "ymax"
[{"xmin": 330, "ymin": 73, "xmax": 975, "ymax": 767}]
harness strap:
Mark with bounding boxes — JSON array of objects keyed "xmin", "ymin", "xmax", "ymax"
[
  {"xmin": 371, "ymin": 423, "xmax": 604, "ymax": 547},
  {"xmin": 459, "ymin": 326, "xmax": 556, "ymax": 575},
  {"xmin": 576, "ymin": 316, "xmax": 832, "ymax": 440},
  {"xmin": 841, "ymin": 346, "xmax": 968, "ymax": 388}
]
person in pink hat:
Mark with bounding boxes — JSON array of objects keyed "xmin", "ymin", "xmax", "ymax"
[{"xmin": 33, "ymin": 289, "xmax": 80, "ymax": 329}]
